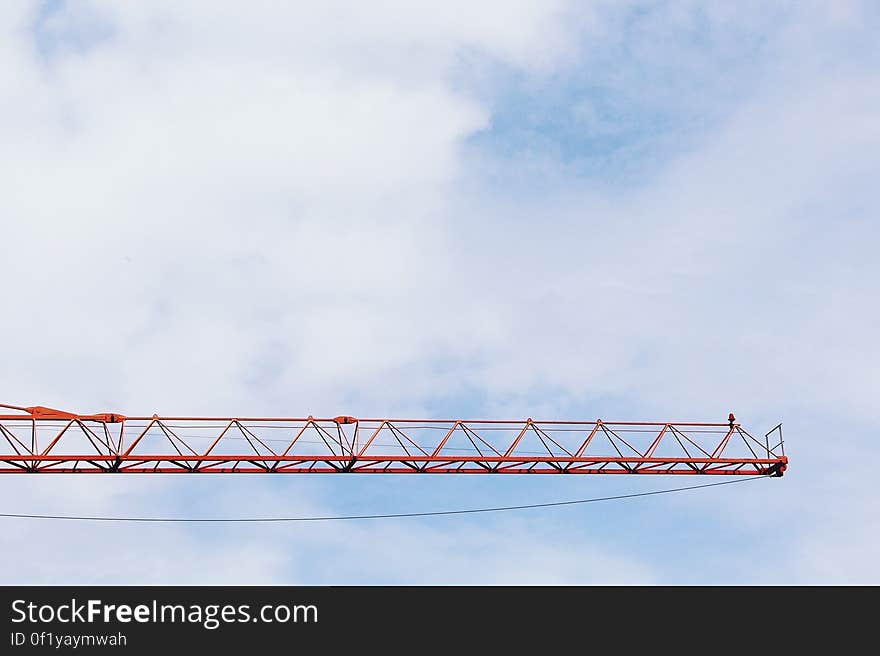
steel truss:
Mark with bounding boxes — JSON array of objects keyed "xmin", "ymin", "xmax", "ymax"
[{"xmin": 0, "ymin": 405, "xmax": 787, "ymax": 475}]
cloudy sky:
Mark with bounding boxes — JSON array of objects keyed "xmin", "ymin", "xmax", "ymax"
[{"xmin": 0, "ymin": 1, "xmax": 877, "ymax": 583}]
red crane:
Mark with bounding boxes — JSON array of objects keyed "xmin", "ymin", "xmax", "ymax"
[{"xmin": 0, "ymin": 403, "xmax": 787, "ymax": 476}]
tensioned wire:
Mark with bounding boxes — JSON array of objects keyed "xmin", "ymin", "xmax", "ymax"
[{"xmin": 0, "ymin": 476, "xmax": 769, "ymax": 523}]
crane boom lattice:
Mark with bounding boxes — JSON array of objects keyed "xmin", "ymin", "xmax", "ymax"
[{"xmin": 0, "ymin": 404, "xmax": 787, "ymax": 476}]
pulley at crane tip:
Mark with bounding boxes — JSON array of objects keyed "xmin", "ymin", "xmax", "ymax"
[{"xmin": 767, "ymin": 460, "xmax": 787, "ymax": 477}]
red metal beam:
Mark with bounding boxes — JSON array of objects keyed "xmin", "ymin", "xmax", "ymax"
[{"xmin": 0, "ymin": 405, "xmax": 787, "ymax": 476}]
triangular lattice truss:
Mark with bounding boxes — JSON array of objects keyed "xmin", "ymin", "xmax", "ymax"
[{"xmin": 0, "ymin": 405, "xmax": 787, "ymax": 475}]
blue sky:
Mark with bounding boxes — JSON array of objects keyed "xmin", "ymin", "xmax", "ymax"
[{"xmin": 0, "ymin": 1, "xmax": 878, "ymax": 583}]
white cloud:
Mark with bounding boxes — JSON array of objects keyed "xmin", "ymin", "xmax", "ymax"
[{"xmin": 0, "ymin": 1, "xmax": 878, "ymax": 583}]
